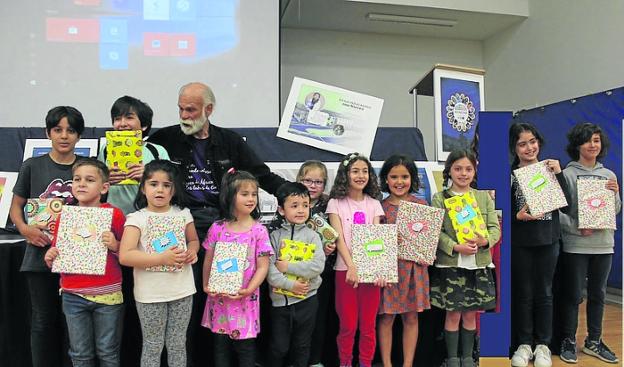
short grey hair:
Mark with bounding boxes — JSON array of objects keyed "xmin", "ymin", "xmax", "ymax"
[{"xmin": 179, "ymin": 82, "xmax": 216, "ymax": 108}]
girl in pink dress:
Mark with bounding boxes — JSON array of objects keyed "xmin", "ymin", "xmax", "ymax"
[{"xmin": 201, "ymin": 170, "xmax": 273, "ymax": 367}]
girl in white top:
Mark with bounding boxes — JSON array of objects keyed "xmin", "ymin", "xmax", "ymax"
[{"xmin": 119, "ymin": 160, "xmax": 200, "ymax": 367}]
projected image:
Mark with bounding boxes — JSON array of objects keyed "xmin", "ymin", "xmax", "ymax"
[{"xmin": 45, "ymin": 0, "xmax": 238, "ymax": 70}]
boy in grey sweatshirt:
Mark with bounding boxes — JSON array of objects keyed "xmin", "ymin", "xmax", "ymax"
[
  {"xmin": 267, "ymin": 182, "xmax": 325, "ymax": 367},
  {"xmin": 559, "ymin": 123, "xmax": 621, "ymax": 365}
]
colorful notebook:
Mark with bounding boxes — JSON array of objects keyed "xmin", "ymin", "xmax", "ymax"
[
  {"xmin": 144, "ymin": 215, "xmax": 187, "ymax": 272},
  {"xmin": 105, "ymin": 130, "xmax": 143, "ymax": 185},
  {"xmin": 273, "ymin": 239, "xmax": 317, "ymax": 299},
  {"xmin": 395, "ymin": 200, "xmax": 445, "ymax": 265},
  {"xmin": 513, "ymin": 161, "xmax": 568, "ymax": 217},
  {"xmin": 25, "ymin": 198, "xmax": 64, "ymax": 239},
  {"xmin": 306, "ymin": 213, "xmax": 339, "ymax": 245},
  {"xmin": 351, "ymin": 224, "xmax": 398, "ymax": 283},
  {"xmin": 51, "ymin": 206, "xmax": 113, "ymax": 275},
  {"xmin": 577, "ymin": 178, "xmax": 616, "ymax": 230},
  {"xmin": 208, "ymin": 241, "xmax": 248, "ymax": 295},
  {"xmin": 443, "ymin": 191, "xmax": 489, "ymax": 244}
]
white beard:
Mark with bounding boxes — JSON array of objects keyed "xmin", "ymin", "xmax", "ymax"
[{"xmin": 179, "ymin": 114, "xmax": 207, "ymax": 135}]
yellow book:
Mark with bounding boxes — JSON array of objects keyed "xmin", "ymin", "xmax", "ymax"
[
  {"xmin": 443, "ymin": 191, "xmax": 489, "ymax": 244},
  {"xmin": 105, "ymin": 130, "xmax": 143, "ymax": 185},
  {"xmin": 273, "ymin": 239, "xmax": 316, "ymax": 299}
]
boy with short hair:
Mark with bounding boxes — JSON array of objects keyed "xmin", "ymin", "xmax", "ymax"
[
  {"xmin": 10, "ymin": 105, "xmax": 86, "ymax": 367},
  {"xmin": 45, "ymin": 157, "xmax": 126, "ymax": 367},
  {"xmin": 267, "ymin": 182, "xmax": 326, "ymax": 367},
  {"xmin": 97, "ymin": 95, "xmax": 170, "ymax": 215}
]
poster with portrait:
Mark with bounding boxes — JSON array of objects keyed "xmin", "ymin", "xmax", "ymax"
[
  {"xmin": 0, "ymin": 172, "xmax": 18, "ymax": 228},
  {"xmin": 278, "ymin": 77, "xmax": 384, "ymax": 156},
  {"xmin": 433, "ymin": 69, "xmax": 484, "ymax": 161},
  {"xmin": 22, "ymin": 139, "xmax": 99, "ymax": 161}
]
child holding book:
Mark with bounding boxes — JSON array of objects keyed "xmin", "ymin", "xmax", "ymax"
[
  {"xmin": 44, "ymin": 158, "xmax": 126, "ymax": 367},
  {"xmin": 267, "ymin": 182, "xmax": 325, "ymax": 367},
  {"xmin": 97, "ymin": 95, "xmax": 169, "ymax": 215},
  {"xmin": 201, "ymin": 170, "xmax": 273, "ymax": 367},
  {"xmin": 326, "ymin": 152, "xmax": 385, "ymax": 367},
  {"xmin": 10, "ymin": 106, "xmax": 86, "ymax": 367},
  {"xmin": 119, "ymin": 160, "xmax": 200, "ymax": 367},
  {"xmin": 431, "ymin": 149, "xmax": 500, "ymax": 367},
  {"xmin": 559, "ymin": 123, "xmax": 621, "ymax": 364}
]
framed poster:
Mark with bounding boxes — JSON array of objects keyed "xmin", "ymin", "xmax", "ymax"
[
  {"xmin": 433, "ymin": 68, "xmax": 484, "ymax": 161},
  {"xmin": 278, "ymin": 77, "xmax": 384, "ymax": 156},
  {"xmin": 0, "ymin": 172, "xmax": 18, "ymax": 227},
  {"xmin": 22, "ymin": 139, "xmax": 100, "ymax": 161}
]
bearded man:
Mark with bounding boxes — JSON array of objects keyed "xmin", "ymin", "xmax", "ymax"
[{"xmin": 149, "ymin": 82, "xmax": 284, "ymax": 240}]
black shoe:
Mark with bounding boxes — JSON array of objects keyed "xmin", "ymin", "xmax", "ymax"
[
  {"xmin": 582, "ymin": 338, "xmax": 619, "ymax": 364},
  {"xmin": 559, "ymin": 337, "xmax": 577, "ymax": 364}
]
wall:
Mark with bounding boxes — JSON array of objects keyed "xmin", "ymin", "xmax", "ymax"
[
  {"xmin": 483, "ymin": 0, "xmax": 624, "ymax": 111},
  {"xmin": 280, "ymin": 28, "xmax": 483, "ymax": 159}
]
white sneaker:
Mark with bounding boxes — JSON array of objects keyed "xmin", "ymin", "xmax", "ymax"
[
  {"xmin": 534, "ymin": 344, "xmax": 552, "ymax": 367},
  {"xmin": 511, "ymin": 344, "xmax": 533, "ymax": 367}
]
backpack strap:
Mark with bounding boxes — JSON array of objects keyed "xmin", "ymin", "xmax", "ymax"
[{"xmin": 145, "ymin": 142, "xmax": 160, "ymax": 160}]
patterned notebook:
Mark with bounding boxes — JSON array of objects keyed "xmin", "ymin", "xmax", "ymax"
[
  {"xmin": 51, "ymin": 206, "xmax": 113, "ymax": 275},
  {"xmin": 513, "ymin": 161, "xmax": 568, "ymax": 217},
  {"xmin": 443, "ymin": 191, "xmax": 489, "ymax": 244},
  {"xmin": 351, "ymin": 224, "xmax": 398, "ymax": 283},
  {"xmin": 145, "ymin": 215, "xmax": 187, "ymax": 272},
  {"xmin": 577, "ymin": 178, "xmax": 616, "ymax": 230},
  {"xmin": 105, "ymin": 130, "xmax": 143, "ymax": 185},
  {"xmin": 306, "ymin": 213, "xmax": 339, "ymax": 245},
  {"xmin": 395, "ymin": 201, "xmax": 445, "ymax": 265},
  {"xmin": 25, "ymin": 198, "xmax": 64, "ymax": 239},
  {"xmin": 273, "ymin": 239, "xmax": 317, "ymax": 299},
  {"xmin": 208, "ymin": 241, "xmax": 248, "ymax": 295}
]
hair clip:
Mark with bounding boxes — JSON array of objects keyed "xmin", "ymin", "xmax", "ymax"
[
  {"xmin": 342, "ymin": 153, "xmax": 359, "ymax": 166},
  {"xmin": 227, "ymin": 167, "xmax": 236, "ymax": 174}
]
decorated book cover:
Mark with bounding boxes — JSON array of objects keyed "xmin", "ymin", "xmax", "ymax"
[
  {"xmin": 105, "ymin": 130, "xmax": 143, "ymax": 185},
  {"xmin": 443, "ymin": 191, "xmax": 489, "ymax": 244},
  {"xmin": 513, "ymin": 161, "xmax": 567, "ymax": 216},
  {"xmin": 208, "ymin": 241, "xmax": 248, "ymax": 295},
  {"xmin": 306, "ymin": 213, "xmax": 339, "ymax": 245},
  {"xmin": 351, "ymin": 224, "xmax": 398, "ymax": 283},
  {"xmin": 273, "ymin": 239, "xmax": 317, "ymax": 299},
  {"xmin": 144, "ymin": 215, "xmax": 187, "ymax": 272},
  {"xmin": 51, "ymin": 206, "xmax": 113, "ymax": 275},
  {"xmin": 25, "ymin": 198, "xmax": 64, "ymax": 239},
  {"xmin": 577, "ymin": 178, "xmax": 616, "ymax": 230},
  {"xmin": 395, "ymin": 201, "xmax": 445, "ymax": 265}
]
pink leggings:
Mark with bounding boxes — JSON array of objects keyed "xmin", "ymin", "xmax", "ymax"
[{"xmin": 335, "ymin": 271, "xmax": 381, "ymax": 366}]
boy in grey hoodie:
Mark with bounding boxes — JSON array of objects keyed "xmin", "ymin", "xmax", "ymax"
[
  {"xmin": 559, "ymin": 123, "xmax": 621, "ymax": 365},
  {"xmin": 267, "ymin": 182, "xmax": 325, "ymax": 367}
]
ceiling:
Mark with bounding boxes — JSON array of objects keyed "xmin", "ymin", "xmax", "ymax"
[{"xmin": 280, "ymin": 0, "xmax": 528, "ymax": 41}]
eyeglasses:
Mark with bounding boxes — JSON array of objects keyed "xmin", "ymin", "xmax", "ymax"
[{"xmin": 301, "ymin": 178, "xmax": 325, "ymax": 187}]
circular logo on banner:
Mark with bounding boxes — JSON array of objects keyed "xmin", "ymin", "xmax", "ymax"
[{"xmin": 446, "ymin": 93, "xmax": 476, "ymax": 132}]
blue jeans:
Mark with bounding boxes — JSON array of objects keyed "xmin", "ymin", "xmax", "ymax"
[{"xmin": 62, "ymin": 292, "xmax": 124, "ymax": 367}]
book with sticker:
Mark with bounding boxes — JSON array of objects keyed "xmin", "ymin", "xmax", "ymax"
[
  {"xmin": 25, "ymin": 198, "xmax": 64, "ymax": 239},
  {"xmin": 208, "ymin": 242, "xmax": 248, "ymax": 295},
  {"xmin": 273, "ymin": 239, "xmax": 317, "ymax": 299},
  {"xmin": 351, "ymin": 224, "xmax": 398, "ymax": 283},
  {"xmin": 443, "ymin": 191, "xmax": 489, "ymax": 245},
  {"xmin": 395, "ymin": 200, "xmax": 445, "ymax": 265},
  {"xmin": 145, "ymin": 215, "xmax": 187, "ymax": 272},
  {"xmin": 51, "ymin": 206, "xmax": 113, "ymax": 275},
  {"xmin": 513, "ymin": 160, "xmax": 567, "ymax": 217},
  {"xmin": 105, "ymin": 130, "xmax": 143, "ymax": 185},
  {"xmin": 577, "ymin": 178, "xmax": 616, "ymax": 230},
  {"xmin": 306, "ymin": 213, "xmax": 339, "ymax": 245}
]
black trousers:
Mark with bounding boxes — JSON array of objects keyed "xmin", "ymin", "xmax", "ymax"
[
  {"xmin": 560, "ymin": 252, "xmax": 612, "ymax": 341},
  {"xmin": 213, "ymin": 333, "xmax": 256, "ymax": 367},
  {"xmin": 25, "ymin": 271, "xmax": 71, "ymax": 367},
  {"xmin": 511, "ymin": 244, "xmax": 559, "ymax": 346},
  {"xmin": 269, "ymin": 295, "xmax": 319, "ymax": 367}
]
